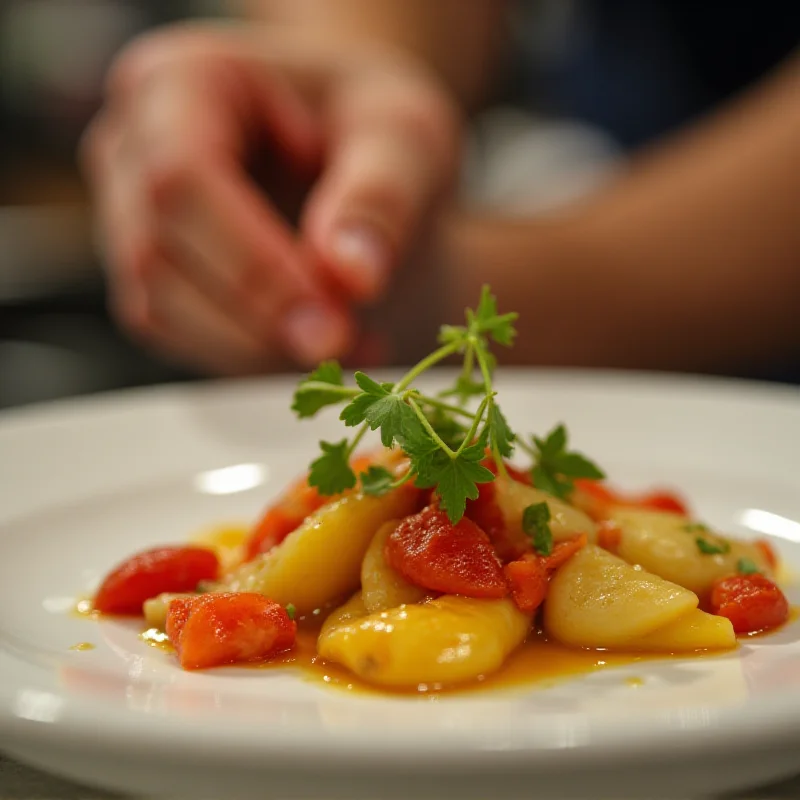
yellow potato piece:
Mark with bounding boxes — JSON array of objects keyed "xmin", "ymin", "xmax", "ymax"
[
  {"xmin": 142, "ymin": 592, "xmax": 192, "ymax": 629},
  {"xmin": 220, "ymin": 488, "xmax": 417, "ymax": 614},
  {"xmin": 611, "ymin": 509, "xmax": 773, "ymax": 596},
  {"xmin": 318, "ymin": 595, "xmax": 531, "ymax": 688},
  {"xmin": 497, "ymin": 478, "xmax": 597, "ymax": 543},
  {"xmin": 625, "ymin": 609, "xmax": 736, "ymax": 653},
  {"xmin": 361, "ymin": 521, "xmax": 427, "ymax": 614},
  {"xmin": 544, "ymin": 544, "xmax": 699, "ymax": 648}
]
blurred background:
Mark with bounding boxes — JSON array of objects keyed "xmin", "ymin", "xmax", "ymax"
[{"xmin": 1, "ymin": 1, "xmax": 798, "ymax": 410}]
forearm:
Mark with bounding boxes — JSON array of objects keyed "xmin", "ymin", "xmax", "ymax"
[
  {"xmin": 231, "ymin": 0, "xmax": 508, "ymax": 107},
  {"xmin": 411, "ymin": 54, "xmax": 800, "ymax": 373}
]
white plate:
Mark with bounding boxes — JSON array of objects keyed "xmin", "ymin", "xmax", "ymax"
[{"xmin": 1, "ymin": 370, "xmax": 800, "ymax": 800}]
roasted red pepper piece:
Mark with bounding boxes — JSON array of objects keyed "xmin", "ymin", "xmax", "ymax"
[
  {"xmin": 385, "ymin": 505, "xmax": 507, "ymax": 598},
  {"xmin": 94, "ymin": 546, "xmax": 219, "ymax": 615},
  {"xmin": 504, "ymin": 534, "xmax": 587, "ymax": 613},
  {"xmin": 166, "ymin": 592, "xmax": 296, "ymax": 670},
  {"xmin": 709, "ymin": 573, "xmax": 789, "ymax": 634}
]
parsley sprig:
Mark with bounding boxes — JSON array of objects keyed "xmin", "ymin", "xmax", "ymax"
[{"xmin": 291, "ymin": 286, "xmax": 604, "ymax": 524}]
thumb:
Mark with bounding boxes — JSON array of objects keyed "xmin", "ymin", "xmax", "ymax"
[{"xmin": 301, "ymin": 75, "xmax": 460, "ymax": 302}]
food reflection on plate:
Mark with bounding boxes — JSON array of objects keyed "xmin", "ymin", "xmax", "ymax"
[{"xmin": 77, "ymin": 288, "xmax": 792, "ymax": 695}]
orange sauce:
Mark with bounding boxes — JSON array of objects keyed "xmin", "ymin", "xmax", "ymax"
[
  {"xmin": 72, "ymin": 598, "xmax": 100, "ymax": 621},
  {"xmin": 252, "ymin": 621, "xmax": 676, "ymax": 696},
  {"xmin": 69, "ymin": 642, "xmax": 96, "ymax": 652}
]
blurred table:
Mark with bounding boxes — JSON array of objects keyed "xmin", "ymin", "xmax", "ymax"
[{"xmin": 1, "ymin": 753, "xmax": 800, "ymax": 799}]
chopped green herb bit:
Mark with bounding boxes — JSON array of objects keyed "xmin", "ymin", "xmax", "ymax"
[
  {"xmin": 695, "ymin": 537, "xmax": 731, "ymax": 556},
  {"xmin": 285, "ymin": 603, "xmax": 297, "ymax": 620},
  {"xmin": 523, "ymin": 502, "xmax": 553, "ymax": 557},
  {"xmin": 683, "ymin": 522, "xmax": 710, "ymax": 533},
  {"xmin": 737, "ymin": 558, "xmax": 761, "ymax": 575}
]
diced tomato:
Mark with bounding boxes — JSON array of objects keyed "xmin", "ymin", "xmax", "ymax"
[
  {"xmin": 166, "ymin": 592, "xmax": 296, "ymax": 670},
  {"xmin": 597, "ymin": 521, "xmax": 623, "ymax": 553},
  {"xmin": 503, "ymin": 534, "xmax": 587, "ymax": 613},
  {"xmin": 94, "ymin": 546, "xmax": 219, "ymax": 616},
  {"xmin": 504, "ymin": 558, "xmax": 548, "ymax": 613},
  {"xmin": 542, "ymin": 534, "xmax": 588, "ymax": 571},
  {"xmin": 709, "ymin": 574, "xmax": 789, "ymax": 634},
  {"xmin": 384, "ymin": 505, "xmax": 507, "ymax": 598},
  {"xmin": 637, "ymin": 492, "xmax": 688, "ymax": 515},
  {"xmin": 755, "ymin": 539, "xmax": 779, "ymax": 572},
  {"xmin": 245, "ymin": 507, "xmax": 306, "ymax": 561},
  {"xmin": 573, "ymin": 479, "xmax": 689, "ymax": 519}
]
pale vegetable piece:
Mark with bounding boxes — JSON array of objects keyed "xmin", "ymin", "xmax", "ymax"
[
  {"xmin": 497, "ymin": 478, "xmax": 597, "ymax": 543},
  {"xmin": 190, "ymin": 526, "xmax": 248, "ymax": 572},
  {"xmin": 544, "ymin": 544, "xmax": 699, "ymax": 648},
  {"xmin": 625, "ymin": 609, "xmax": 736, "ymax": 652},
  {"xmin": 219, "ymin": 488, "xmax": 418, "ymax": 614},
  {"xmin": 319, "ymin": 595, "xmax": 531, "ymax": 687},
  {"xmin": 610, "ymin": 509, "xmax": 773, "ymax": 596},
  {"xmin": 142, "ymin": 592, "xmax": 192, "ymax": 629},
  {"xmin": 361, "ymin": 521, "xmax": 428, "ymax": 614}
]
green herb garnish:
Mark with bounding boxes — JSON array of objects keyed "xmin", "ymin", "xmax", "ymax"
[
  {"xmin": 683, "ymin": 522, "xmax": 710, "ymax": 533},
  {"xmin": 695, "ymin": 536, "xmax": 731, "ymax": 556},
  {"xmin": 737, "ymin": 558, "xmax": 761, "ymax": 575},
  {"xmin": 520, "ymin": 423, "xmax": 605, "ymax": 500},
  {"xmin": 291, "ymin": 286, "xmax": 604, "ymax": 524},
  {"xmin": 285, "ymin": 603, "xmax": 297, "ymax": 620},
  {"xmin": 522, "ymin": 502, "xmax": 553, "ymax": 556}
]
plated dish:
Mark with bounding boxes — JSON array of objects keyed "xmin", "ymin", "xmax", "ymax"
[
  {"xmin": 1, "ymin": 354, "xmax": 800, "ymax": 799},
  {"xmin": 87, "ymin": 288, "xmax": 790, "ymax": 693}
]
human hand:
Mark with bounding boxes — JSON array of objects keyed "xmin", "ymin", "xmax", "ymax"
[{"xmin": 81, "ymin": 24, "xmax": 461, "ymax": 374}]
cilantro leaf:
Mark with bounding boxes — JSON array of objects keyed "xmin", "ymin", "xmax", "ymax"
[
  {"xmin": 359, "ymin": 466, "xmax": 395, "ymax": 497},
  {"xmin": 354, "ymin": 372, "xmax": 389, "ymax": 395},
  {"xmin": 550, "ymin": 453, "xmax": 605, "ymax": 480},
  {"xmin": 291, "ymin": 361, "xmax": 346, "ymax": 418},
  {"xmin": 339, "ymin": 374, "xmax": 421, "ymax": 448},
  {"xmin": 530, "ymin": 424, "xmax": 605, "ymax": 500},
  {"xmin": 531, "ymin": 465, "xmax": 573, "ymax": 501},
  {"xmin": 414, "ymin": 447, "xmax": 494, "ymax": 523},
  {"xmin": 522, "ymin": 502, "xmax": 553, "ymax": 556},
  {"xmin": 737, "ymin": 557, "xmax": 760, "ymax": 575},
  {"xmin": 488, "ymin": 404, "xmax": 515, "ymax": 458},
  {"xmin": 285, "ymin": 603, "xmax": 297, "ymax": 620},
  {"xmin": 472, "ymin": 286, "xmax": 519, "ymax": 347},
  {"xmin": 696, "ymin": 537, "xmax": 731, "ymax": 556},
  {"xmin": 308, "ymin": 440, "xmax": 356, "ymax": 495}
]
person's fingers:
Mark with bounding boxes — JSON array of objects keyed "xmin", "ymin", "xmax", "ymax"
[
  {"xmin": 136, "ymin": 256, "xmax": 284, "ymax": 376},
  {"xmin": 302, "ymin": 72, "xmax": 460, "ymax": 302}
]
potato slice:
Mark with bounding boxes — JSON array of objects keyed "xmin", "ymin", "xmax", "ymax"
[
  {"xmin": 220, "ymin": 488, "xmax": 417, "ymax": 614},
  {"xmin": 544, "ymin": 544, "xmax": 699, "ymax": 648},
  {"xmin": 361, "ymin": 521, "xmax": 428, "ymax": 614},
  {"xmin": 497, "ymin": 478, "xmax": 597, "ymax": 543},
  {"xmin": 611, "ymin": 509, "xmax": 773, "ymax": 597},
  {"xmin": 318, "ymin": 595, "xmax": 531, "ymax": 687},
  {"xmin": 625, "ymin": 609, "xmax": 736, "ymax": 652},
  {"xmin": 142, "ymin": 592, "xmax": 192, "ymax": 629}
]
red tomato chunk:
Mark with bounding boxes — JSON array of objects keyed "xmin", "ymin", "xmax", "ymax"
[
  {"xmin": 385, "ymin": 505, "xmax": 507, "ymax": 598},
  {"xmin": 94, "ymin": 546, "xmax": 219, "ymax": 615},
  {"xmin": 709, "ymin": 573, "xmax": 789, "ymax": 634},
  {"xmin": 166, "ymin": 592, "xmax": 296, "ymax": 670}
]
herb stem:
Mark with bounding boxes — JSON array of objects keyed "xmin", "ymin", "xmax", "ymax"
[
  {"xmin": 414, "ymin": 394, "xmax": 476, "ymax": 420},
  {"xmin": 407, "ymin": 396, "xmax": 457, "ymax": 458},
  {"xmin": 347, "ymin": 423, "xmax": 369, "ymax": 458},
  {"xmin": 515, "ymin": 437, "xmax": 537, "ymax": 458},
  {"xmin": 394, "ymin": 342, "xmax": 461, "ymax": 394},
  {"xmin": 456, "ymin": 396, "xmax": 489, "ymax": 457},
  {"xmin": 473, "ymin": 339, "xmax": 510, "ymax": 479},
  {"xmin": 296, "ymin": 383, "xmax": 361, "ymax": 399}
]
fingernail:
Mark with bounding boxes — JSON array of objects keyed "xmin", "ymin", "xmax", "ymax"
[
  {"xmin": 331, "ymin": 225, "xmax": 391, "ymax": 299},
  {"xmin": 282, "ymin": 303, "xmax": 350, "ymax": 366}
]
